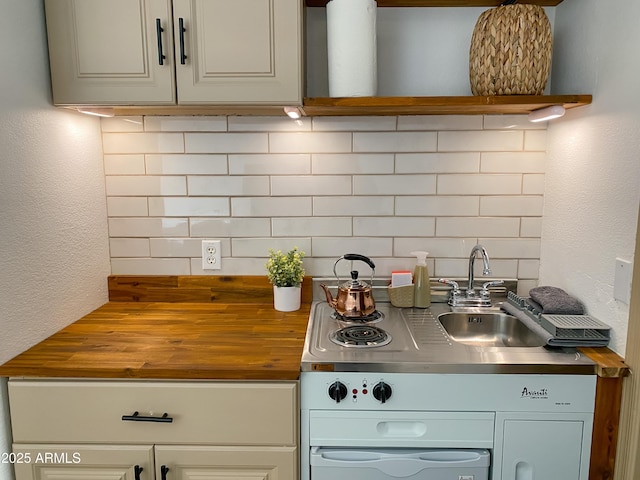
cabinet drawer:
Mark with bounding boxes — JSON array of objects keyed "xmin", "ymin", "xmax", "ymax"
[{"xmin": 9, "ymin": 380, "xmax": 297, "ymax": 445}]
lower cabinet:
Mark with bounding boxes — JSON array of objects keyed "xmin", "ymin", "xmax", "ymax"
[
  {"xmin": 13, "ymin": 444, "xmax": 296, "ymax": 480},
  {"xmin": 8, "ymin": 380, "xmax": 299, "ymax": 480}
]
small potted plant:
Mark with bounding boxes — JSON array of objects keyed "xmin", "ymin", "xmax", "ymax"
[{"xmin": 266, "ymin": 247, "xmax": 305, "ymax": 312}]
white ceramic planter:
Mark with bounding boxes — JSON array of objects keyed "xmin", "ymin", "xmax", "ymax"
[{"xmin": 273, "ymin": 286, "xmax": 302, "ymax": 312}]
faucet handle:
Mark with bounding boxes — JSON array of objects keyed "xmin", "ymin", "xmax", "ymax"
[
  {"xmin": 438, "ymin": 278, "xmax": 461, "ymax": 292},
  {"xmin": 481, "ymin": 280, "xmax": 504, "ymax": 291}
]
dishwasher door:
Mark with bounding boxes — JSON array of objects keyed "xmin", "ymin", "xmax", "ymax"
[{"xmin": 310, "ymin": 447, "xmax": 490, "ymax": 480}]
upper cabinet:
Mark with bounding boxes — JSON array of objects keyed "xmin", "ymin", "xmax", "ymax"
[{"xmin": 44, "ymin": 0, "xmax": 303, "ymax": 106}]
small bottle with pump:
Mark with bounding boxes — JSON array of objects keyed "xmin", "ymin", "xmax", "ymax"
[{"xmin": 411, "ymin": 251, "xmax": 431, "ymax": 308}]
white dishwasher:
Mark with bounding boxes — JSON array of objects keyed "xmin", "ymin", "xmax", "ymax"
[{"xmin": 311, "ymin": 447, "xmax": 490, "ymax": 480}]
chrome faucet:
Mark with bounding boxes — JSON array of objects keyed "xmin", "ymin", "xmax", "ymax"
[
  {"xmin": 467, "ymin": 244, "xmax": 491, "ymax": 298},
  {"xmin": 439, "ymin": 244, "xmax": 503, "ymax": 307}
]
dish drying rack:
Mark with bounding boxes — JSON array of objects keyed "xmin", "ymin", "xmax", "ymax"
[{"xmin": 506, "ymin": 291, "xmax": 611, "ymax": 344}]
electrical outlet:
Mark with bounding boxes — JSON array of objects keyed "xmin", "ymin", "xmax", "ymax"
[{"xmin": 201, "ymin": 240, "xmax": 221, "ymax": 270}]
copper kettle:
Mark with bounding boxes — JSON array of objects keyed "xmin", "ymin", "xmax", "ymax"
[{"xmin": 320, "ymin": 254, "xmax": 376, "ymax": 317}]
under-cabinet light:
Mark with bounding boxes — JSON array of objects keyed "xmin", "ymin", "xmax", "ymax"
[
  {"xmin": 528, "ymin": 105, "xmax": 565, "ymax": 123},
  {"xmin": 284, "ymin": 106, "xmax": 302, "ymax": 119},
  {"xmin": 77, "ymin": 107, "xmax": 115, "ymax": 118}
]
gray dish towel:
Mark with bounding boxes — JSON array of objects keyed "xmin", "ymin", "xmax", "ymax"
[{"xmin": 529, "ymin": 286, "xmax": 585, "ymax": 315}]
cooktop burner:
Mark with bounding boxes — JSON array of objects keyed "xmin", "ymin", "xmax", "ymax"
[
  {"xmin": 329, "ymin": 325, "xmax": 392, "ymax": 348},
  {"xmin": 330, "ymin": 310, "xmax": 384, "ymax": 324}
]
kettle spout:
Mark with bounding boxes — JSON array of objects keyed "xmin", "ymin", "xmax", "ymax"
[{"xmin": 319, "ymin": 283, "xmax": 337, "ymax": 307}]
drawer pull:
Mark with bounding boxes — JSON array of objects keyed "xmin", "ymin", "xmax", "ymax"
[
  {"xmin": 155, "ymin": 19, "xmax": 165, "ymax": 66},
  {"xmin": 178, "ymin": 17, "xmax": 187, "ymax": 64},
  {"xmin": 122, "ymin": 411, "xmax": 173, "ymax": 423},
  {"xmin": 134, "ymin": 465, "xmax": 144, "ymax": 480},
  {"xmin": 161, "ymin": 465, "xmax": 170, "ymax": 480}
]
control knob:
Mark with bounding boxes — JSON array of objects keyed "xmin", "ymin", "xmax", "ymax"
[
  {"xmin": 328, "ymin": 381, "xmax": 348, "ymax": 403},
  {"xmin": 372, "ymin": 382, "xmax": 392, "ymax": 404}
]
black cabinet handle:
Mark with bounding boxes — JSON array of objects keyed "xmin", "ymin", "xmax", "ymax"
[
  {"xmin": 155, "ymin": 18, "xmax": 165, "ymax": 65},
  {"xmin": 134, "ymin": 465, "xmax": 144, "ymax": 480},
  {"xmin": 161, "ymin": 465, "xmax": 170, "ymax": 480},
  {"xmin": 121, "ymin": 411, "xmax": 173, "ymax": 423},
  {"xmin": 178, "ymin": 17, "xmax": 187, "ymax": 64}
]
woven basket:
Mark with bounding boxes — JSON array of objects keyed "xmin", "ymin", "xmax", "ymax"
[
  {"xmin": 388, "ymin": 285, "xmax": 414, "ymax": 308},
  {"xmin": 469, "ymin": 4, "xmax": 552, "ymax": 96}
]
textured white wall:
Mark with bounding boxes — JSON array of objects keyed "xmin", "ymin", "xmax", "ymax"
[
  {"xmin": 0, "ymin": 2, "xmax": 110, "ymax": 476},
  {"xmin": 542, "ymin": 0, "xmax": 640, "ymax": 355}
]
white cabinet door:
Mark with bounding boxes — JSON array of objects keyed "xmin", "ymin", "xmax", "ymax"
[
  {"xmin": 44, "ymin": 0, "xmax": 175, "ymax": 105},
  {"xmin": 155, "ymin": 445, "xmax": 297, "ymax": 480},
  {"xmin": 499, "ymin": 420, "xmax": 584, "ymax": 480},
  {"xmin": 12, "ymin": 444, "xmax": 154, "ymax": 480},
  {"xmin": 172, "ymin": 0, "xmax": 302, "ymax": 104}
]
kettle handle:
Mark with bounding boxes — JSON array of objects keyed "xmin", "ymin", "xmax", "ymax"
[{"xmin": 332, "ymin": 254, "xmax": 376, "ymax": 283}]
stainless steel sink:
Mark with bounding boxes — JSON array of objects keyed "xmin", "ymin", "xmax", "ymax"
[{"xmin": 438, "ymin": 312, "xmax": 546, "ymax": 347}]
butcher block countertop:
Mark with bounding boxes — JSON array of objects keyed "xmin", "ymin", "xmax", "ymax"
[
  {"xmin": 0, "ymin": 276, "xmax": 313, "ymax": 381},
  {"xmin": 0, "ymin": 276, "xmax": 627, "ymax": 381}
]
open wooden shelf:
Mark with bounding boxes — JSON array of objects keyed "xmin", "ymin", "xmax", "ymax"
[
  {"xmin": 306, "ymin": 0, "xmax": 564, "ymax": 7},
  {"xmin": 301, "ymin": 95, "xmax": 592, "ymax": 116}
]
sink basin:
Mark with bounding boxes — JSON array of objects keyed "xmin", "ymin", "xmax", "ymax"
[{"xmin": 438, "ymin": 312, "xmax": 546, "ymax": 347}]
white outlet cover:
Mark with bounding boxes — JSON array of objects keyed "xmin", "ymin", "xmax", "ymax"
[
  {"xmin": 614, "ymin": 258, "xmax": 632, "ymax": 305},
  {"xmin": 202, "ymin": 240, "xmax": 221, "ymax": 270}
]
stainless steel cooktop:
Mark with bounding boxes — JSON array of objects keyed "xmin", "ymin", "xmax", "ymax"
[{"xmin": 301, "ymin": 301, "xmax": 597, "ymax": 374}]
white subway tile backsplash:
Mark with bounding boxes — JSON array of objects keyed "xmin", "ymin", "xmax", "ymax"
[
  {"xmin": 144, "ymin": 116, "xmax": 227, "ymax": 132},
  {"xmin": 146, "ymin": 154, "xmax": 228, "ymax": 175},
  {"xmin": 232, "ymin": 238, "xmax": 312, "ymax": 257},
  {"xmin": 105, "ymin": 176, "xmax": 187, "ymax": 196},
  {"xmin": 229, "ymin": 116, "xmax": 311, "ymax": 132},
  {"xmin": 272, "ymin": 217, "xmax": 352, "ymax": 237},
  {"xmin": 395, "ymin": 196, "xmax": 479, "ymax": 216},
  {"xmin": 188, "ymin": 176, "xmax": 269, "ymax": 196},
  {"xmin": 229, "ymin": 154, "xmax": 311, "ymax": 175},
  {"xmin": 148, "ymin": 197, "xmax": 230, "ymax": 217},
  {"xmin": 483, "ymin": 115, "xmax": 545, "ymax": 130},
  {"xmin": 149, "ymin": 238, "xmax": 213, "ymax": 257},
  {"xmin": 103, "ymin": 133, "xmax": 184, "ymax": 154},
  {"xmin": 478, "ymin": 238, "xmax": 541, "ymax": 258},
  {"xmin": 312, "ymin": 154, "xmax": 394, "ymax": 174},
  {"xmin": 524, "ymin": 130, "xmax": 547, "ymax": 151},
  {"xmin": 523, "ymin": 174, "xmax": 545, "ymax": 194},
  {"xmin": 518, "ymin": 259, "xmax": 541, "ymax": 279},
  {"xmin": 438, "ymin": 130, "xmax": 523, "ymax": 152},
  {"xmin": 312, "ymin": 237, "xmax": 393, "ymax": 258},
  {"xmin": 353, "ymin": 175, "xmax": 436, "ymax": 195},
  {"xmin": 354, "ymin": 132, "xmax": 437, "ymax": 153},
  {"xmin": 271, "ymin": 175, "xmax": 352, "ymax": 196},
  {"xmin": 434, "ymin": 259, "xmax": 517, "ymax": 279},
  {"xmin": 185, "ymin": 133, "xmax": 268, "ymax": 153},
  {"xmin": 393, "ymin": 238, "xmax": 477, "ymax": 258},
  {"xmin": 108, "ymin": 218, "xmax": 189, "ymax": 237},
  {"xmin": 395, "ymin": 153, "xmax": 480, "ymax": 174},
  {"xmin": 312, "ymin": 116, "xmax": 397, "ymax": 131},
  {"xmin": 111, "ymin": 258, "xmax": 190, "ymax": 275},
  {"xmin": 313, "ymin": 196, "xmax": 395, "ymax": 216},
  {"xmin": 520, "ymin": 217, "xmax": 543, "ymax": 237},
  {"xmin": 109, "ymin": 238, "xmax": 150, "ymax": 257},
  {"xmin": 232, "ymin": 197, "xmax": 312, "ymax": 217},
  {"xmin": 437, "ymin": 217, "xmax": 521, "ymax": 237},
  {"xmin": 481, "ymin": 152, "xmax": 546, "ymax": 173},
  {"xmin": 480, "ymin": 196, "xmax": 544, "ymax": 216},
  {"xmin": 102, "ymin": 114, "xmax": 544, "ymax": 281},
  {"xmin": 104, "ymin": 155, "xmax": 146, "ymax": 175},
  {"xmin": 398, "ymin": 115, "xmax": 483, "ymax": 131},
  {"xmin": 106, "ymin": 197, "xmax": 148, "ymax": 217},
  {"xmin": 437, "ymin": 174, "xmax": 522, "ymax": 195},
  {"xmin": 101, "ymin": 117, "xmax": 144, "ymax": 132},
  {"xmin": 190, "ymin": 218, "xmax": 271, "ymax": 238},
  {"xmin": 269, "ymin": 132, "xmax": 352, "ymax": 153},
  {"xmin": 354, "ymin": 217, "xmax": 435, "ymax": 237}
]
